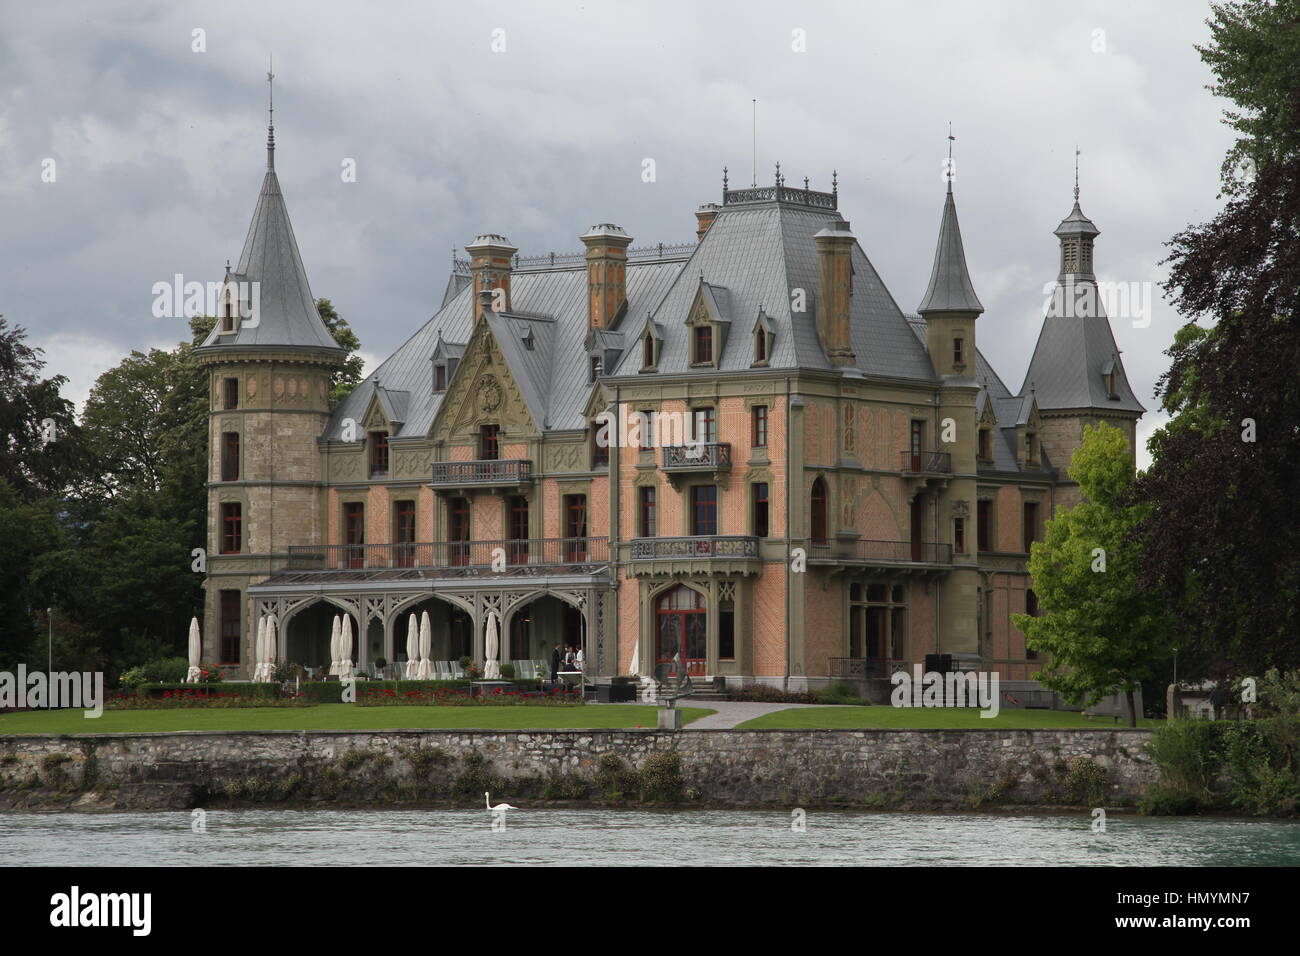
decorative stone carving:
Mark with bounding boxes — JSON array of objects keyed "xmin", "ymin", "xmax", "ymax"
[
  {"xmin": 477, "ymin": 376, "xmax": 502, "ymax": 414},
  {"xmin": 952, "ymin": 499, "xmax": 971, "ymax": 519}
]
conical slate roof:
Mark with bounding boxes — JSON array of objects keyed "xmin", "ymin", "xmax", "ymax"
[
  {"xmin": 198, "ymin": 130, "xmax": 343, "ymax": 354},
  {"xmin": 917, "ymin": 186, "xmax": 984, "ymax": 315},
  {"xmin": 1053, "ymin": 200, "xmax": 1100, "ymax": 238}
]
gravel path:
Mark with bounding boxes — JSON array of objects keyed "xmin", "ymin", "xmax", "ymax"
[{"xmin": 682, "ymin": 700, "xmax": 825, "ymax": 730}]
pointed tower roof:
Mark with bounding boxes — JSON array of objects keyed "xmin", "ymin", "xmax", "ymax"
[
  {"xmin": 1053, "ymin": 200, "xmax": 1100, "ymax": 239},
  {"xmin": 917, "ymin": 183, "xmax": 984, "ymax": 315},
  {"xmin": 197, "ymin": 87, "xmax": 343, "ymax": 357}
]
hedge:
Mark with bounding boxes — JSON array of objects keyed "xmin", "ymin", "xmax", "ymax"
[{"xmin": 137, "ymin": 682, "xmax": 283, "ymax": 699}]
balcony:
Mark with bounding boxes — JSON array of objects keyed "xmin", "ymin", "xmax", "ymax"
[
  {"xmin": 429, "ymin": 458, "xmax": 532, "ymax": 489},
  {"xmin": 828, "ymin": 658, "xmax": 907, "ymax": 680},
  {"xmin": 661, "ymin": 442, "xmax": 731, "ymax": 485},
  {"xmin": 809, "ymin": 539, "xmax": 952, "ymax": 571},
  {"xmin": 899, "ymin": 450, "xmax": 952, "ymax": 474},
  {"xmin": 285, "ymin": 537, "xmax": 608, "ymax": 577},
  {"xmin": 627, "ymin": 535, "xmax": 761, "ymax": 577}
]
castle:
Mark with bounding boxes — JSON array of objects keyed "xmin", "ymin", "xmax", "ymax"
[{"xmin": 194, "ymin": 115, "xmax": 1143, "ymax": 690}]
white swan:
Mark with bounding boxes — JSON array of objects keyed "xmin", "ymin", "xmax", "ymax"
[{"xmin": 485, "ymin": 791, "xmax": 519, "ymax": 812}]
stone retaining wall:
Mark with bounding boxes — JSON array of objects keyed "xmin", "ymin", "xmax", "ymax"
[{"xmin": 0, "ymin": 729, "xmax": 1156, "ymax": 810}]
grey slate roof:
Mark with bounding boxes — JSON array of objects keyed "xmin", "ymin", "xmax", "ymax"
[
  {"xmin": 612, "ymin": 201, "xmax": 937, "ymax": 382},
  {"xmin": 1020, "ymin": 289, "xmax": 1145, "ymax": 413},
  {"xmin": 324, "ymin": 259, "xmax": 683, "ymax": 441},
  {"xmin": 917, "ymin": 186, "xmax": 984, "ymax": 315},
  {"xmin": 197, "ymin": 150, "xmax": 344, "ymax": 355},
  {"xmin": 1054, "ymin": 200, "xmax": 1100, "ymax": 238}
]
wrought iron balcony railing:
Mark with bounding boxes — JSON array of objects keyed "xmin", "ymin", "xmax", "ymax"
[
  {"xmin": 429, "ymin": 459, "xmax": 532, "ymax": 486},
  {"xmin": 630, "ymin": 536, "xmax": 759, "ymax": 560},
  {"xmin": 661, "ymin": 442, "xmax": 731, "ymax": 471},
  {"xmin": 809, "ymin": 539, "xmax": 953, "ymax": 565},
  {"xmin": 286, "ymin": 537, "xmax": 608, "ymax": 572},
  {"xmin": 899, "ymin": 450, "xmax": 952, "ymax": 474}
]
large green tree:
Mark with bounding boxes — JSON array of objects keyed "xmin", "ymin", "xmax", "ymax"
[
  {"xmin": 1015, "ymin": 424, "xmax": 1174, "ymax": 726},
  {"xmin": 1136, "ymin": 0, "xmax": 1300, "ymax": 679},
  {"xmin": 317, "ymin": 299, "xmax": 364, "ymax": 406},
  {"xmin": 0, "ymin": 316, "xmax": 82, "ymax": 502}
]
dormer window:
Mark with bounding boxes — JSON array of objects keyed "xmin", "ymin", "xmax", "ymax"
[
  {"xmin": 953, "ymin": 337, "xmax": 965, "ymax": 368},
  {"xmin": 434, "ymin": 364, "xmax": 446, "ymax": 392},
  {"xmin": 643, "ymin": 335, "xmax": 655, "ymax": 369},
  {"xmin": 221, "ymin": 294, "xmax": 235, "ymax": 333},
  {"xmin": 978, "ymin": 427, "xmax": 992, "ymax": 462},
  {"xmin": 369, "ymin": 431, "xmax": 389, "ymax": 477},
  {"xmin": 1103, "ymin": 359, "xmax": 1119, "ymax": 400},
  {"xmin": 693, "ymin": 326, "xmax": 713, "ymax": 365},
  {"xmin": 1026, "ymin": 431, "xmax": 1038, "ymax": 465},
  {"xmin": 752, "ymin": 309, "xmax": 775, "ymax": 368}
]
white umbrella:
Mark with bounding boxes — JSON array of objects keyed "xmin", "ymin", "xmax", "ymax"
[
  {"xmin": 484, "ymin": 611, "xmax": 501, "ymax": 680},
  {"xmin": 340, "ymin": 615, "xmax": 354, "ymax": 677},
  {"xmin": 186, "ymin": 616, "xmax": 202, "ymax": 683},
  {"xmin": 418, "ymin": 610, "xmax": 432, "ymax": 680},
  {"xmin": 329, "ymin": 614, "xmax": 341, "ymax": 677},
  {"xmin": 265, "ymin": 616, "xmax": 278, "ymax": 681},
  {"xmin": 254, "ymin": 615, "xmax": 266, "ymax": 682},
  {"xmin": 405, "ymin": 613, "xmax": 419, "ymax": 679},
  {"xmin": 627, "ymin": 637, "xmax": 639, "ymax": 677}
]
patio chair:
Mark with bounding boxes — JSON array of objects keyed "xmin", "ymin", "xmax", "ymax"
[{"xmin": 449, "ymin": 661, "xmax": 466, "ymax": 679}]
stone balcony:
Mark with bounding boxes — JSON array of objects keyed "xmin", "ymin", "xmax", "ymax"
[
  {"xmin": 661, "ymin": 442, "xmax": 731, "ymax": 486},
  {"xmin": 808, "ymin": 539, "xmax": 952, "ymax": 576},
  {"xmin": 626, "ymin": 535, "xmax": 761, "ymax": 577},
  {"xmin": 429, "ymin": 458, "xmax": 532, "ymax": 491}
]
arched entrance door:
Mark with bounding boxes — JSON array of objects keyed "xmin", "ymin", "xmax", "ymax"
[{"xmin": 656, "ymin": 585, "xmax": 706, "ymax": 678}]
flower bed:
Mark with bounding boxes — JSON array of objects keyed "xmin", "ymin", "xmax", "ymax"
[
  {"xmin": 108, "ymin": 687, "xmax": 310, "ymax": 709},
  {"xmin": 301, "ymin": 679, "xmax": 472, "ymax": 704},
  {"xmin": 356, "ymin": 685, "xmax": 584, "ymax": 707},
  {"xmin": 135, "ymin": 682, "xmax": 282, "ymax": 699}
]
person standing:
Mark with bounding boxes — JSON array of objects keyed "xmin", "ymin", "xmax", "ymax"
[
  {"xmin": 550, "ymin": 643, "xmax": 561, "ymax": 682},
  {"xmin": 575, "ymin": 646, "xmax": 585, "ymax": 673}
]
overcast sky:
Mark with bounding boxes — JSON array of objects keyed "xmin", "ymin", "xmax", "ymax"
[{"xmin": 1, "ymin": 0, "xmax": 1234, "ymax": 469}]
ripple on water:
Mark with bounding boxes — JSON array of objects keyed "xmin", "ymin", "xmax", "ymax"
[{"xmin": 3, "ymin": 810, "xmax": 1299, "ymax": 867}]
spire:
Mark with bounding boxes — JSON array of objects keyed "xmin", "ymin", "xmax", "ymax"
[
  {"xmin": 195, "ymin": 84, "xmax": 343, "ymax": 357},
  {"xmin": 917, "ymin": 160, "xmax": 983, "ymax": 315},
  {"xmin": 946, "ymin": 121, "xmax": 955, "ymax": 195},
  {"xmin": 266, "ymin": 56, "xmax": 275, "ymax": 171}
]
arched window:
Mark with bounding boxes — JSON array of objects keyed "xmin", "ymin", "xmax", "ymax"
[
  {"xmin": 655, "ymin": 585, "xmax": 706, "ymax": 678},
  {"xmin": 810, "ymin": 477, "xmax": 828, "ymax": 544}
]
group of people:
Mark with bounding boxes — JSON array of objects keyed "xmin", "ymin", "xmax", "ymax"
[{"xmin": 550, "ymin": 642, "xmax": 584, "ymax": 680}]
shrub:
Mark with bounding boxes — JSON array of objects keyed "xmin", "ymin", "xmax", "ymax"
[
  {"xmin": 818, "ymin": 681, "xmax": 868, "ymax": 706},
  {"xmin": 595, "ymin": 753, "xmax": 639, "ymax": 800},
  {"xmin": 1065, "ymin": 757, "xmax": 1108, "ymax": 805},
  {"xmin": 1145, "ymin": 719, "xmax": 1220, "ymax": 812},
  {"xmin": 638, "ymin": 752, "xmax": 684, "ymax": 802},
  {"xmin": 727, "ymin": 685, "xmax": 819, "ymax": 704},
  {"xmin": 499, "ymin": 663, "xmax": 515, "ymax": 680},
  {"xmin": 137, "ymin": 682, "xmax": 280, "ymax": 699}
]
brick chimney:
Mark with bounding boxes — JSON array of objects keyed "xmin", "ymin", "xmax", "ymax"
[
  {"xmin": 813, "ymin": 220, "xmax": 856, "ymax": 366},
  {"xmin": 695, "ymin": 203, "xmax": 720, "ymax": 241},
  {"xmin": 465, "ymin": 234, "xmax": 517, "ymax": 321},
  {"xmin": 580, "ymin": 224, "xmax": 633, "ymax": 329}
]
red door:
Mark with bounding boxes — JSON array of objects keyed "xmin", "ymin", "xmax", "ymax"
[{"xmin": 910, "ymin": 497, "xmax": 924, "ymax": 562}]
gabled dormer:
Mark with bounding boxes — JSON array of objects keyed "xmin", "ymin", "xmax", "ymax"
[
  {"xmin": 360, "ymin": 382, "xmax": 408, "ymax": 478},
  {"xmin": 586, "ymin": 328, "xmax": 624, "ymax": 383},
  {"xmin": 1102, "ymin": 354, "xmax": 1119, "ymax": 400},
  {"xmin": 686, "ymin": 279, "xmax": 731, "ymax": 369},
  {"xmin": 638, "ymin": 313, "xmax": 664, "ymax": 373},
  {"xmin": 430, "ymin": 332, "xmax": 466, "ymax": 394},
  {"xmin": 1014, "ymin": 395, "xmax": 1043, "ymax": 468},
  {"xmin": 976, "ymin": 393, "xmax": 998, "ymax": 464},
  {"xmin": 751, "ymin": 308, "xmax": 775, "ymax": 367}
]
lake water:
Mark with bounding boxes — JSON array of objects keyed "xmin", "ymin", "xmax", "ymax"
[{"xmin": 4, "ymin": 809, "xmax": 1299, "ymax": 866}]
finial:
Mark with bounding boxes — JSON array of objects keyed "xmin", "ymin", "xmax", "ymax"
[
  {"xmin": 266, "ymin": 55, "xmax": 276, "ymax": 170},
  {"xmin": 722, "ymin": 165, "xmax": 729, "ymax": 195},
  {"xmin": 1074, "ymin": 145, "xmax": 1081, "ymax": 202},
  {"xmin": 832, "ymin": 170, "xmax": 838, "ymax": 196},
  {"xmin": 803, "ymin": 176, "xmax": 809, "ymax": 190},
  {"xmin": 225, "ymin": 258, "xmax": 231, "ymax": 276},
  {"xmin": 946, "ymin": 122, "xmax": 955, "ymax": 193},
  {"xmin": 775, "ymin": 160, "xmax": 781, "ymax": 187}
]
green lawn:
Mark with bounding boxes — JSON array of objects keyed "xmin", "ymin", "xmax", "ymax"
[
  {"xmin": 0, "ymin": 704, "xmax": 713, "ymax": 736},
  {"xmin": 736, "ymin": 706, "xmax": 1157, "ymax": 730}
]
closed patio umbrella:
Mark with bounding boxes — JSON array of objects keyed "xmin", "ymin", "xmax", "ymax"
[
  {"xmin": 186, "ymin": 616, "xmax": 202, "ymax": 683},
  {"xmin": 265, "ymin": 616, "xmax": 278, "ymax": 681},
  {"xmin": 627, "ymin": 637, "xmax": 639, "ymax": 677},
  {"xmin": 418, "ymin": 610, "xmax": 432, "ymax": 680},
  {"xmin": 329, "ymin": 614, "xmax": 341, "ymax": 677},
  {"xmin": 405, "ymin": 613, "xmax": 419, "ymax": 679},
  {"xmin": 254, "ymin": 615, "xmax": 267, "ymax": 682},
  {"xmin": 484, "ymin": 611, "xmax": 501, "ymax": 680},
  {"xmin": 340, "ymin": 614, "xmax": 354, "ymax": 677}
]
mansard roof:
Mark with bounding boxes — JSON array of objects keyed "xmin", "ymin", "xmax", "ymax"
[{"xmin": 610, "ymin": 200, "xmax": 936, "ymax": 381}]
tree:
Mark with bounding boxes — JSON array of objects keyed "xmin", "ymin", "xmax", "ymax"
[
  {"xmin": 1136, "ymin": 0, "xmax": 1300, "ymax": 679},
  {"xmin": 1014, "ymin": 424, "xmax": 1174, "ymax": 726},
  {"xmin": 316, "ymin": 299, "xmax": 364, "ymax": 406},
  {"xmin": 0, "ymin": 316, "xmax": 82, "ymax": 501}
]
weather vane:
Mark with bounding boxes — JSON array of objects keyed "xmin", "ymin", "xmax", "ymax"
[{"xmin": 1074, "ymin": 145, "xmax": 1081, "ymax": 201}]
